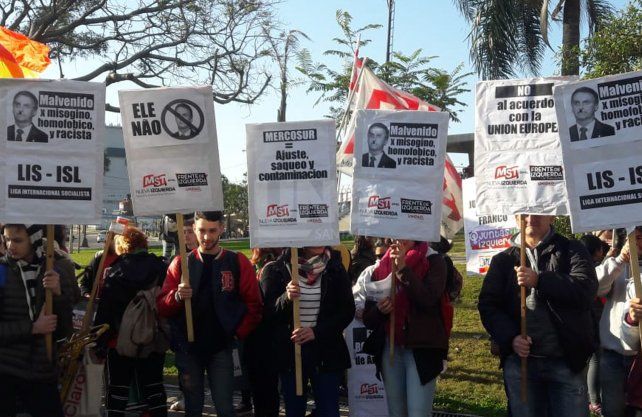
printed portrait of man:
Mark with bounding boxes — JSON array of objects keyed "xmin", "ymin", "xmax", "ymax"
[
  {"xmin": 569, "ymin": 86, "xmax": 615, "ymax": 142},
  {"xmin": 7, "ymin": 91, "xmax": 48, "ymax": 143},
  {"xmin": 361, "ymin": 122, "xmax": 396, "ymax": 168},
  {"xmin": 173, "ymin": 103, "xmax": 195, "ymax": 138}
]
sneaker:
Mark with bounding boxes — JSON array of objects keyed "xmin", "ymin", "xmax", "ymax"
[{"xmin": 169, "ymin": 398, "xmax": 185, "ymax": 411}]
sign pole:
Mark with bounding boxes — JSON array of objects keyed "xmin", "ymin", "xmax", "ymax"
[
  {"xmin": 176, "ymin": 214, "xmax": 195, "ymax": 342},
  {"xmin": 389, "ymin": 255, "xmax": 397, "ymax": 364},
  {"xmin": 45, "ymin": 225, "xmax": 55, "ymax": 361},
  {"xmin": 81, "ymin": 232, "xmax": 113, "ymax": 333},
  {"xmin": 291, "ymin": 247, "xmax": 304, "ymax": 396},
  {"xmin": 626, "ymin": 230, "xmax": 642, "ymax": 347},
  {"xmin": 519, "ymin": 215, "xmax": 528, "ymax": 402}
]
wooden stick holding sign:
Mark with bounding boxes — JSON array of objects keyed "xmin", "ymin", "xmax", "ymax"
[
  {"xmin": 81, "ymin": 218, "xmax": 128, "ymax": 333},
  {"xmin": 626, "ymin": 229, "xmax": 642, "ymax": 347},
  {"xmin": 389, "ymin": 255, "xmax": 397, "ymax": 364},
  {"xmin": 519, "ymin": 215, "xmax": 528, "ymax": 402},
  {"xmin": 290, "ymin": 248, "xmax": 304, "ymax": 396},
  {"xmin": 176, "ymin": 214, "xmax": 195, "ymax": 342},
  {"xmin": 45, "ymin": 225, "xmax": 55, "ymax": 361}
]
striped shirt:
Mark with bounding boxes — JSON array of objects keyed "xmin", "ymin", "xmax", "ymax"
[{"xmin": 299, "ymin": 277, "xmax": 322, "ymax": 327}]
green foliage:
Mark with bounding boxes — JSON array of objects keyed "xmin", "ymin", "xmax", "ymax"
[
  {"xmin": 581, "ymin": 0, "xmax": 642, "ymax": 78},
  {"xmin": 453, "ymin": 0, "xmax": 612, "ymax": 79},
  {"xmin": 296, "ymin": 10, "xmax": 471, "ymax": 122}
]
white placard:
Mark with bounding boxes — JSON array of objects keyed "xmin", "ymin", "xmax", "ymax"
[
  {"xmin": 554, "ymin": 71, "xmax": 642, "ymax": 232},
  {"xmin": 246, "ymin": 120, "xmax": 338, "ymax": 248},
  {"xmin": 345, "ymin": 319, "xmax": 389, "ymax": 417},
  {"xmin": 0, "ymin": 79, "xmax": 105, "ymax": 224},
  {"xmin": 463, "ymin": 178, "xmax": 517, "ymax": 275},
  {"xmin": 475, "ymin": 77, "xmax": 574, "ymax": 216},
  {"xmin": 118, "ymin": 86, "xmax": 223, "ymax": 216},
  {"xmin": 350, "ymin": 110, "xmax": 448, "ymax": 241}
]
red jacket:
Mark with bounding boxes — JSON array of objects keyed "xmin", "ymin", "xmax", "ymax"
[{"xmin": 157, "ymin": 248, "xmax": 262, "ymax": 341}]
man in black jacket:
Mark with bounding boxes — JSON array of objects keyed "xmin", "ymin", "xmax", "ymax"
[{"xmin": 478, "ymin": 215, "xmax": 598, "ymax": 417}]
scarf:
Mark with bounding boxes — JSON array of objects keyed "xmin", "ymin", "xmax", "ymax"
[
  {"xmin": 15, "ymin": 225, "xmax": 46, "ymax": 321},
  {"xmin": 298, "ymin": 248, "xmax": 331, "ymax": 285},
  {"xmin": 372, "ymin": 242, "xmax": 429, "ymax": 345}
]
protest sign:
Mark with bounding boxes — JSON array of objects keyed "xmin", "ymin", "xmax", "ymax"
[
  {"xmin": 554, "ymin": 71, "xmax": 642, "ymax": 232},
  {"xmin": 118, "ymin": 86, "xmax": 223, "ymax": 216},
  {"xmin": 345, "ymin": 319, "xmax": 389, "ymax": 417},
  {"xmin": 246, "ymin": 120, "xmax": 339, "ymax": 248},
  {"xmin": 463, "ymin": 178, "xmax": 517, "ymax": 275},
  {"xmin": 0, "ymin": 79, "xmax": 105, "ymax": 224},
  {"xmin": 350, "ymin": 110, "xmax": 448, "ymax": 241},
  {"xmin": 475, "ymin": 77, "xmax": 574, "ymax": 216}
]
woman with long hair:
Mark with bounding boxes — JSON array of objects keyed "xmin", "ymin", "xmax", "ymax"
[{"xmin": 94, "ymin": 227, "xmax": 168, "ymax": 417}]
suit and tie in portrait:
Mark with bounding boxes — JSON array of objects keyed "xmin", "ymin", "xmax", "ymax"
[
  {"xmin": 361, "ymin": 122, "xmax": 397, "ymax": 169},
  {"xmin": 6, "ymin": 90, "xmax": 48, "ymax": 143},
  {"xmin": 569, "ymin": 86, "xmax": 615, "ymax": 142}
]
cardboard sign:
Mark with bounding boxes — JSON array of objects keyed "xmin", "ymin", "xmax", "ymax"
[
  {"xmin": 118, "ymin": 86, "xmax": 223, "ymax": 216},
  {"xmin": 554, "ymin": 71, "xmax": 642, "ymax": 232},
  {"xmin": 475, "ymin": 77, "xmax": 574, "ymax": 216},
  {"xmin": 246, "ymin": 120, "xmax": 338, "ymax": 248},
  {"xmin": 350, "ymin": 110, "xmax": 448, "ymax": 241},
  {"xmin": 0, "ymin": 79, "xmax": 105, "ymax": 224}
]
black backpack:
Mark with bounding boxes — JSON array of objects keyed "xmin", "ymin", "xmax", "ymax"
[{"xmin": 428, "ymin": 253, "xmax": 463, "ymax": 301}]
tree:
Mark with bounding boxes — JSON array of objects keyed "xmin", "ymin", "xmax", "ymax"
[
  {"xmin": 296, "ymin": 10, "xmax": 471, "ymax": 122},
  {"xmin": 581, "ymin": 0, "xmax": 642, "ymax": 78},
  {"xmin": 221, "ymin": 174, "xmax": 248, "ymax": 237},
  {"xmin": 263, "ymin": 28, "xmax": 310, "ymax": 122},
  {"xmin": 453, "ymin": 0, "xmax": 612, "ymax": 78},
  {"xmin": 1, "ymin": 0, "xmax": 279, "ymax": 110}
]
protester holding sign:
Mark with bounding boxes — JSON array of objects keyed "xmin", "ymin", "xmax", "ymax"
[
  {"xmin": 478, "ymin": 215, "xmax": 597, "ymax": 417},
  {"xmin": 94, "ymin": 226, "xmax": 168, "ymax": 417},
  {"xmin": 362, "ymin": 240, "xmax": 448, "ymax": 417},
  {"xmin": 260, "ymin": 247, "xmax": 354, "ymax": 417},
  {"xmin": 595, "ymin": 228, "xmax": 642, "ymax": 417},
  {"xmin": 157, "ymin": 211, "xmax": 262, "ymax": 417},
  {"xmin": 0, "ymin": 224, "xmax": 78, "ymax": 417}
]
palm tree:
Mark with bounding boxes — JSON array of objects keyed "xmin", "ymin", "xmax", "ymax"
[{"xmin": 454, "ymin": 0, "xmax": 612, "ymax": 78}]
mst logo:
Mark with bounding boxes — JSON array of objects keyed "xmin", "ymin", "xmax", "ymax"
[
  {"xmin": 143, "ymin": 174, "xmax": 168, "ymax": 188},
  {"xmin": 360, "ymin": 384, "xmax": 379, "ymax": 395},
  {"xmin": 494, "ymin": 165, "xmax": 519, "ymax": 180},
  {"xmin": 368, "ymin": 196, "xmax": 391, "ymax": 210},
  {"xmin": 266, "ymin": 204, "xmax": 290, "ymax": 218}
]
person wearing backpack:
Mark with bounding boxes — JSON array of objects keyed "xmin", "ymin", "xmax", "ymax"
[
  {"xmin": 94, "ymin": 226, "xmax": 168, "ymax": 417},
  {"xmin": 362, "ymin": 240, "xmax": 449, "ymax": 417},
  {"xmin": 157, "ymin": 211, "xmax": 262, "ymax": 417}
]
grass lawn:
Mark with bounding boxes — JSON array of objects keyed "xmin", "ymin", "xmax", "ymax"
[{"xmin": 70, "ymin": 234, "xmax": 506, "ymax": 416}]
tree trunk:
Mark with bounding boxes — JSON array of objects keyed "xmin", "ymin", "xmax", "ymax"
[
  {"xmin": 561, "ymin": 0, "xmax": 581, "ymax": 76},
  {"xmin": 278, "ymin": 74, "xmax": 287, "ymax": 122}
]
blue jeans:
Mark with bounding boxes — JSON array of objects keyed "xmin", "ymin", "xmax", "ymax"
[
  {"xmin": 381, "ymin": 343, "xmax": 437, "ymax": 417},
  {"xmin": 600, "ymin": 349, "xmax": 635, "ymax": 417},
  {"xmin": 504, "ymin": 354, "xmax": 588, "ymax": 417},
  {"xmin": 587, "ymin": 351, "xmax": 601, "ymax": 405},
  {"xmin": 280, "ymin": 369, "xmax": 341, "ymax": 417},
  {"xmin": 175, "ymin": 349, "xmax": 234, "ymax": 417}
]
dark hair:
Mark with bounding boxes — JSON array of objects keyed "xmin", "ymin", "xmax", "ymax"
[
  {"xmin": 14, "ymin": 91, "xmax": 38, "ymax": 109},
  {"xmin": 194, "ymin": 211, "xmax": 224, "ymax": 223},
  {"xmin": 580, "ymin": 234, "xmax": 604, "ymax": 257},
  {"xmin": 367, "ymin": 123, "xmax": 389, "ymax": 138},
  {"xmin": 571, "ymin": 87, "xmax": 599, "ymax": 104},
  {"xmin": 175, "ymin": 103, "xmax": 193, "ymax": 119},
  {"xmin": 1, "ymin": 224, "xmax": 28, "ymax": 234},
  {"xmin": 430, "ymin": 236, "xmax": 453, "ymax": 254}
]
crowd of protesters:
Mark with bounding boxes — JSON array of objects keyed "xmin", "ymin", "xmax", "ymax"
[{"xmin": 1, "ymin": 214, "xmax": 642, "ymax": 417}]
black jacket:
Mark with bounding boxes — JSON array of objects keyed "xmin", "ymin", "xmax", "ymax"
[
  {"xmin": 361, "ymin": 152, "xmax": 397, "ymax": 168},
  {"xmin": 260, "ymin": 248, "xmax": 355, "ymax": 373},
  {"xmin": 478, "ymin": 232, "xmax": 598, "ymax": 373},
  {"xmin": 94, "ymin": 252, "xmax": 166, "ymax": 341},
  {"xmin": 569, "ymin": 120, "xmax": 615, "ymax": 141}
]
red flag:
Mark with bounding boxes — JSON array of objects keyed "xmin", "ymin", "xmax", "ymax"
[
  {"xmin": 0, "ymin": 27, "xmax": 50, "ymax": 78},
  {"xmin": 337, "ymin": 65, "xmax": 463, "ymax": 238}
]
